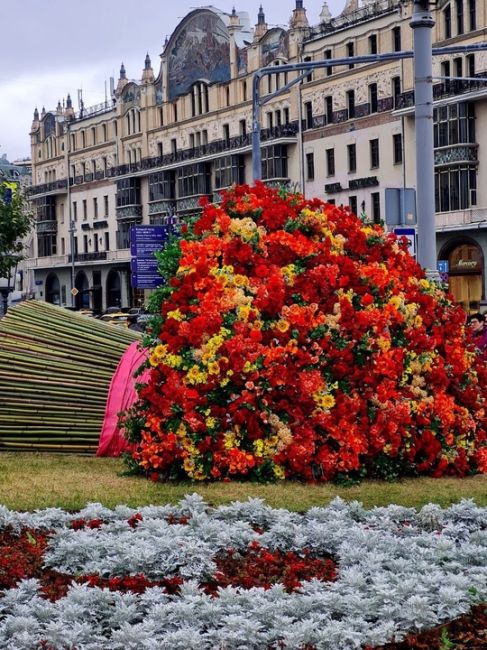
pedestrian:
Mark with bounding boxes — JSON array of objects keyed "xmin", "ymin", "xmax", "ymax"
[
  {"xmin": 127, "ymin": 314, "xmax": 144, "ymax": 332},
  {"xmin": 467, "ymin": 312, "xmax": 487, "ymax": 360}
]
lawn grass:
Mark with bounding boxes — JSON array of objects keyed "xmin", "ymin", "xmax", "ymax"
[{"xmin": 0, "ymin": 452, "xmax": 485, "ymax": 512}]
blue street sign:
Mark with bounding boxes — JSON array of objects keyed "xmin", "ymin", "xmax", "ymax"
[
  {"xmin": 130, "ymin": 225, "xmax": 169, "ymax": 257},
  {"xmin": 131, "ymin": 258, "xmax": 159, "ymax": 274},
  {"xmin": 131, "ymin": 274, "xmax": 165, "ymax": 289},
  {"xmin": 130, "ymin": 220, "xmax": 180, "ymax": 290},
  {"xmin": 437, "ymin": 260, "xmax": 449, "ymax": 273}
]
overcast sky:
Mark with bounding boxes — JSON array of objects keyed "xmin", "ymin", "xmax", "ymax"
[{"xmin": 1, "ymin": 0, "xmax": 346, "ymax": 162}]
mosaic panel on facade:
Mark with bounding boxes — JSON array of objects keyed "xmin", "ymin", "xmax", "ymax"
[{"xmin": 167, "ymin": 10, "xmax": 231, "ymax": 101}]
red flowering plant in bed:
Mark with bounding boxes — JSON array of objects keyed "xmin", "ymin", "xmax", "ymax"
[{"xmin": 122, "ymin": 182, "xmax": 487, "ymax": 482}]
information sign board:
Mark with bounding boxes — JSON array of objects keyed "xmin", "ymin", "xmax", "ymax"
[{"xmin": 393, "ymin": 227, "xmax": 417, "ymax": 259}]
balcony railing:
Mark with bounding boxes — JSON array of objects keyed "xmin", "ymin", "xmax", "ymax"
[
  {"xmin": 115, "ymin": 205, "xmax": 143, "ymax": 220},
  {"xmin": 69, "ymin": 252, "xmax": 108, "ymax": 262},
  {"xmin": 396, "ymin": 71, "xmax": 487, "ymax": 110},
  {"xmin": 28, "ymin": 179, "xmax": 68, "ymax": 196},
  {"xmin": 36, "ymin": 220, "xmax": 57, "ymax": 234}
]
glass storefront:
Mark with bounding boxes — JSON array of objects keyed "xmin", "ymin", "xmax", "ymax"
[{"xmin": 444, "ymin": 243, "xmax": 483, "ymax": 312}]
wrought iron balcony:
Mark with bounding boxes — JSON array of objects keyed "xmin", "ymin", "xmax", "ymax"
[
  {"xmin": 69, "ymin": 251, "xmax": 108, "ymax": 262},
  {"xmin": 28, "ymin": 179, "xmax": 68, "ymax": 197},
  {"xmin": 115, "ymin": 204, "xmax": 143, "ymax": 220},
  {"xmin": 396, "ymin": 71, "xmax": 487, "ymax": 110},
  {"xmin": 36, "ymin": 220, "xmax": 57, "ymax": 234}
]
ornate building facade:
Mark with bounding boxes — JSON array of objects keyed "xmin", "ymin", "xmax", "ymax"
[{"xmin": 27, "ymin": 0, "xmax": 487, "ymax": 312}]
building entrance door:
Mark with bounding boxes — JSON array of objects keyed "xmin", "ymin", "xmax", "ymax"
[{"xmin": 447, "ymin": 243, "xmax": 483, "ymax": 313}]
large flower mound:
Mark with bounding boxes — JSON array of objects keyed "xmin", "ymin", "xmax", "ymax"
[{"xmin": 124, "ymin": 183, "xmax": 487, "ymax": 482}]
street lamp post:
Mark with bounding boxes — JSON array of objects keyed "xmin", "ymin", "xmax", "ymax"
[
  {"xmin": 410, "ymin": 0, "xmax": 440, "ymax": 280},
  {"xmin": 59, "ymin": 116, "xmax": 76, "ymax": 307}
]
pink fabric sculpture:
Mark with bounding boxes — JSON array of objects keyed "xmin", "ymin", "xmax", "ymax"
[{"xmin": 97, "ymin": 340, "xmax": 150, "ymax": 457}]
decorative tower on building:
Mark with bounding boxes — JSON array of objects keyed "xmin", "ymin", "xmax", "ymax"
[
  {"xmin": 254, "ymin": 5, "xmax": 268, "ymax": 40},
  {"xmin": 142, "ymin": 53, "xmax": 154, "ymax": 83}
]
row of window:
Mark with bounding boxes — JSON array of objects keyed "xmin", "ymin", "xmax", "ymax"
[
  {"xmin": 300, "ymin": 26, "xmax": 402, "ymax": 85},
  {"xmin": 306, "ymin": 134, "xmax": 402, "ymax": 181},
  {"xmin": 443, "ymin": 0, "xmax": 477, "ymax": 39}
]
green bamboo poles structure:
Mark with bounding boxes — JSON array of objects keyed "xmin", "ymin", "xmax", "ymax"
[{"xmin": 0, "ymin": 301, "xmax": 140, "ymax": 453}]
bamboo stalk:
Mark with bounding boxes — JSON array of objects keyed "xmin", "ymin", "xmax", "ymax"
[{"xmin": 0, "ymin": 300, "xmax": 140, "ymax": 452}]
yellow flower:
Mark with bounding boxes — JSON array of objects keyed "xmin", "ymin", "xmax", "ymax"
[
  {"xmin": 253, "ymin": 439, "xmax": 264, "ymax": 457},
  {"xmin": 313, "ymin": 392, "xmax": 336, "ymax": 410},
  {"xmin": 242, "ymin": 361, "xmax": 256, "ymax": 373},
  {"xmin": 275, "ymin": 319, "xmax": 290, "ymax": 333},
  {"xmin": 185, "ymin": 365, "xmax": 208, "ymax": 385},
  {"xmin": 237, "ymin": 304, "xmax": 252, "ymax": 321},
  {"xmin": 207, "ymin": 361, "xmax": 221, "ymax": 375},
  {"xmin": 205, "ymin": 416, "xmax": 217, "ymax": 429},
  {"xmin": 165, "ymin": 354, "xmax": 183, "ymax": 368},
  {"xmin": 272, "ymin": 465, "xmax": 286, "ymax": 480},
  {"xmin": 166, "ymin": 309, "xmax": 184, "ymax": 321}
]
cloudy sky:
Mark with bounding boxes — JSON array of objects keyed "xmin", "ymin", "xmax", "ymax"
[{"xmin": 1, "ymin": 0, "xmax": 346, "ymax": 162}]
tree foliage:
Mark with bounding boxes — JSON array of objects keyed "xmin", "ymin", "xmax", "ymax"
[{"xmin": 0, "ymin": 183, "xmax": 33, "ymax": 280}]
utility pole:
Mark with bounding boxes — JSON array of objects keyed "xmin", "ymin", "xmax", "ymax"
[{"xmin": 410, "ymin": 0, "xmax": 439, "ymax": 280}]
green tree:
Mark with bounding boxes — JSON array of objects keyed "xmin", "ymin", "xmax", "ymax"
[{"xmin": 0, "ymin": 183, "xmax": 33, "ymax": 281}]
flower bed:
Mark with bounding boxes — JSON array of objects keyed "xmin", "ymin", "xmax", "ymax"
[
  {"xmin": 0, "ymin": 495, "xmax": 485, "ymax": 649},
  {"xmin": 122, "ymin": 183, "xmax": 487, "ymax": 482}
]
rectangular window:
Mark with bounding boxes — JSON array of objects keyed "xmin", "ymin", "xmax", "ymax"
[
  {"xmin": 303, "ymin": 56, "xmax": 313, "ymax": 82},
  {"xmin": 370, "ymin": 138, "xmax": 380, "ymax": 168},
  {"xmin": 72, "ymin": 201, "xmax": 77, "ymax": 222},
  {"xmin": 157, "ymin": 142, "xmax": 163, "ymax": 158},
  {"xmin": 349, "ymin": 195, "xmax": 357, "ymax": 216},
  {"xmin": 324, "ymin": 49, "xmax": 333, "ymax": 76},
  {"xmin": 306, "ymin": 152, "xmax": 315, "ymax": 181},
  {"xmin": 454, "ymin": 57, "xmax": 463, "ymax": 77},
  {"xmin": 275, "ymin": 110, "xmax": 281, "ymax": 126},
  {"xmin": 392, "ymin": 26, "xmax": 401, "ymax": 52},
  {"xmin": 171, "ymin": 138, "xmax": 177, "ymax": 155},
  {"xmin": 326, "ymin": 148, "xmax": 335, "ymax": 176},
  {"xmin": 371, "ymin": 192, "xmax": 381, "ymax": 223},
  {"xmin": 369, "ymin": 83, "xmax": 378, "ymax": 113},
  {"xmin": 347, "ymin": 90, "xmax": 355, "ymax": 119},
  {"xmin": 214, "ymin": 155, "xmax": 245, "ymax": 189},
  {"xmin": 240, "ymin": 119, "xmax": 247, "ymax": 136},
  {"xmin": 456, "ymin": 0, "xmax": 464, "ymax": 34},
  {"xmin": 466, "ymin": 53, "xmax": 475, "ymax": 77},
  {"xmin": 82, "ymin": 199, "xmax": 87, "ymax": 221},
  {"xmin": 223, "ymin": 123, "xmax": 230, "ymax": 141},
  {"xmin": 325, "ymin": 96, "xmax": 333, "ymax": 124},
  {"xmin": 392, "ymin": 76, "xmax": 401, "ymax": 108},
  {"xmin": 105, "ymin": 232, "xmax": 109, "ymax": 251},
  {"xmin": 177, "ymin": 163, "xmax": 211, "ymax": 197},
  {"xmin": 283, "ymin": 107, "xmax": 290, "ymax": 124},
  {"xmin": 469, "ymin": 0, "xmax": 476, "ymax": 30},
  {"xmin": 83, "ymin": 234, "xmax": 88, "ymax": 253},
  {"xmin": 393, "ymin": 133, "xmax": 403, "ymax": 164},
  {"xmin": 347, "ymin": 42, "xmax": 354, "ymax": 69},
  {"xmin": 149, "ymin": 170, "xmax": 176, "ymax": 201},
  {"xmin": 444, "ymin": 5, "xmax": 452, "ymax": 38},
  {"xmin": 266, "ymin": 112, "xmax": 273, "ymax": 129},
  {"xmin": 347, "ymin": 143, "xmax": 357, "ymax": 173},
  {"xmin": 304, "ymin": 101, "xmax": 313, "ymax": 129},
  {"xmin": 261, "ymin": 144, "xmax": 288, "ymax": 180},
  {"xmin": 368, "ymin": 34, "xmax": 377, "ymax": 54},
  {"xmin": 93, "ymin": 197, "xmax": 98, "ymax": 219}
]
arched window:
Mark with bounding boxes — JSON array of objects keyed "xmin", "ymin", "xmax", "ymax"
[
  {"xmin": 45, "ymin": 273, "xmax": 61, "ymax": 305},
  {"xmin": 106, "ymin": 270, "xmax": 122, "ymax": 308},
  {"xmin": 75, "ymin": 271, "xmax": 90, "ymax": 309}
]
